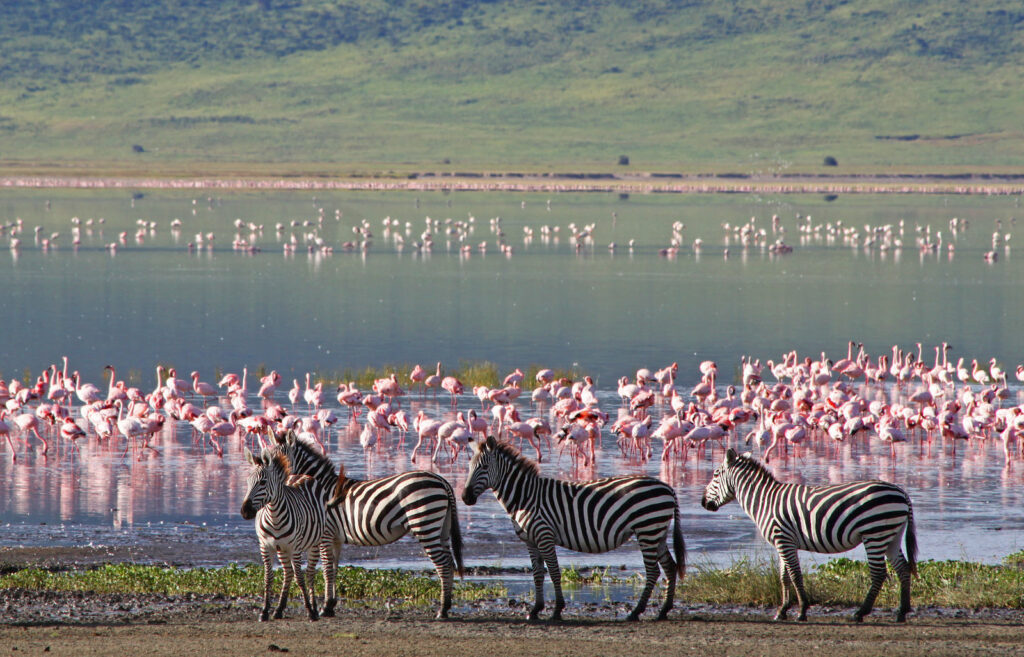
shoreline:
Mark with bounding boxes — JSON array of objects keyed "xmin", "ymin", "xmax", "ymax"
[{"xmin": 3, "ymin": 172, "xmax": 1024, "ymax": 195}]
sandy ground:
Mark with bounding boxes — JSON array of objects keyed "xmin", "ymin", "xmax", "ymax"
[
  {"xmin": 2, "ymin": 547, "xmax": 1023, "ymax": 656},
  {"xmin": 2, "ymin": 590, "xmax": 1024, "ymax": 657}
]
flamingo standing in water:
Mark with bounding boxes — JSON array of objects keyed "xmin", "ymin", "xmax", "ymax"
[
  {"xmin": 0, "ymin": 411, "xmax": 22, "ymax": 459},
  {"xmin": 423, "ymin": 362, "xmax": 442, "ymax": 398},
  {"xmin": 13, "ymin": 412, "xmax": 48, "ymax": 455},
  {"xmin": 409, "ymin": 364, "xmax": 426, "ymax": 393},
  {"xmin": 191, "ymin": 371, "xmax": 217, "ymax": 405},
  {"xmin": 440, "ymin": 374, "xmax": 463, "ymax": 407}
]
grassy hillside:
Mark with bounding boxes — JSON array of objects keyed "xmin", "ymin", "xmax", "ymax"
[{"xmin": 0, "ymin": 0, "xmax": 1022, "ymax": 173}]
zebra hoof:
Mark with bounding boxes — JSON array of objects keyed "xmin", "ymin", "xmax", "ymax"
[
  {"xmin": 625, "ymin": 613, "xmax": 641, "ymax": 622},
  {"xmin": 259, "ymin": 612, "xmax": 270, "ymax": 622},
  {"xmin": 435, "ymin": 610, "xmax": 450, "ymax": 620},
  {"xmin": 851, "ymin": 614, "xmax": 865, "ymax": 624}
]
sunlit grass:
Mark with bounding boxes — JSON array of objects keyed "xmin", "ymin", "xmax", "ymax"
[{"xmin": 680, "ymin": 556, "xmax": 1024, "ymax": 609}]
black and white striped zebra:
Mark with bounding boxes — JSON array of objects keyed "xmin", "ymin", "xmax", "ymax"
[
  {"xmin": 462, "ymin": 435, "xmax": 685, "ymax": 622},
  {"xmin": 271, "ymin": 430, "xmax": 464, "ymax": 618},
  {"xmin": 240, "ymin": 446, "xmax": 324, "ymax": 622},
  {"xmin": 701, "ymin": 448, "xmax": 917, "ymax": 622}
]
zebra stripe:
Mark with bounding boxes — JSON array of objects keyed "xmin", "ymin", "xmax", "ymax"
[
  {"xmin": 240, "ymin": 446, "xmax": 324, "ymax": 622},
  {"xmin": 701, "ymin": 448, "xmax": 917, "ymax": 622},
  {"xmin": 273, "ymin": 430, "xmax": 463, "ymax": 619},
  {"xmin": 462, "ymin": 435, "xmax": 685, "ymax": 622}
]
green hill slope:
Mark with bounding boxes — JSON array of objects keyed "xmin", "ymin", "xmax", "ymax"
[{"xmin": 1, "ymin": 0, "xmax": 1022, "ymax": 173}]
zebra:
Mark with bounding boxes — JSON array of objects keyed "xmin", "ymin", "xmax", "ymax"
[
  {"xmin": 701, "ymin": 448, "xmax": 917, "ymax": 622},
  {"xmin": 462, "ymin": 435, "xmax": 685, "ymax": 622},
  {"xmin": 271, "ymin": 430, "xmax": 464, "ymax": 619},
  {"xmin": 240, "ymin": 445, "xmax": 324, "ymax": 622}
]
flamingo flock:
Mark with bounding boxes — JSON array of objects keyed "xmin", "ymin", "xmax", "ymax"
[
  {"xmin": 2, "ymin": 192, "xmax": 1013, "ymax": 266},
  {"xmin": 3, "ymin": 343, "xmax": 1024, "ymax": 475}
]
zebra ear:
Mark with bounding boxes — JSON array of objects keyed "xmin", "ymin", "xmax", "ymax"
[
  {"xmin": 244, "ymin": 448, "xmax": 257, "ymax": 465},
  {"xmin": 484, "ymin": 435, "xmax": 498, "ymax": 450},
  {"xmin": 725, "ymin": 448, "xmax": 738, "ymax": 465}
]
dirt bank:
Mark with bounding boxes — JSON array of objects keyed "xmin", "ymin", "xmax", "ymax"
[{"xmin": 2, "ymin": 589, "xmax": 1024, "ymax": 657}]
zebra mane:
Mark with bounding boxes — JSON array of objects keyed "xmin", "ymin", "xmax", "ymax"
[
  {"xmin": 730, "ymin": 450, "xmax": 779, "ymax": 483},
  {"xmin": 489, "ymin": 437, "xmax": 541, "ymax": 476},
  {"xmin": 281, "ymin": 430, "xmax": 339, "ymax": 477},
  {"xmin": 269, "ymin": 448, "xmax": 292, "ymax": 476}
]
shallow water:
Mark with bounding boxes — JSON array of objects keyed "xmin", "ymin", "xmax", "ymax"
[
  {"xmin": 1, "ymin": 386, "xmax": 1023, "ymax": 573},
  {"xmin": 1, "ymin": 189, "xmax": 1024, "ymax": 574}
]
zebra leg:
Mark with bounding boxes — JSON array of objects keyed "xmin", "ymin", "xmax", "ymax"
[
  {"xmin": 302, "ymin": 550, "xmax": 320, "ymax": 621},
  {"xmin": 888, "ymin": 548, "xmax": 912, "ymax": 623},
  {"xmin": 525, "ymin": 544, "xmax": 547, "ymax": 622},
  {"xmin": 422, "ymin": 543, "xmax": 456, "ymax": 619},
  {"xmin": 273, "ymin": 550, "xmax": 293, "ymax": 620},
  {"xmin": 628, "ymin": 543, "xmax": 662, "ymax": 621},
  {"xmin": 319, "ymin": 541, "xmax": 339, "ymax": 617},
  {"xmin": 259, "ymin": 547, "xmax": 274, "ymax": 622},
  {"xmin": 539, "ymin": 544, "xmax": 565, "ymax": 621},
  {"xmin": 853, "ymin": 545, "xmax": 889, "ymax": 623},
  {"xmin": 776, "ymin": 545, "xmax": 809, "ymax": 621},
  {"xmin": 656, "ymin": 541, "xmax": 678, "ymax": 621}
]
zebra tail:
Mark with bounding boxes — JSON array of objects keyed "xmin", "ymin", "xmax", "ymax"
[
  {"xmin": 905, "ymin": 499, "xmax": 918, "ymax": 577},
  {"xmin": 673, "ymin": 504, "xmax": 686, "ymax": 579},
  {"xmin": 449, "ymin": 491, "xmax": 466, "ymax": 578}
]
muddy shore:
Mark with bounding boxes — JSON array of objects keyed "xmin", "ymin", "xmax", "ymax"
[{"xmin": 2, "ymin": 547, "xmax": 1023, "ymax": 656}]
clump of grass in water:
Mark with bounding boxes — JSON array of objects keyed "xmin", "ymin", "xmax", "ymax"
[
  {"xmin": 560, "ymin": 565, "xmax": 643, "ymax": 588},
  {"xmin": 0, "ymin": 564, "xmax": 505, "ymax": 603},
  {"xmin": 681, "ymin": 556, "xmax": 1024, "ymax": 609}
]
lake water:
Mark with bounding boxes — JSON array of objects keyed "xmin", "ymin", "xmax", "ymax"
[{"xmin": 2, "ymin": 188, "xmax": 1024, "ymax": 575}]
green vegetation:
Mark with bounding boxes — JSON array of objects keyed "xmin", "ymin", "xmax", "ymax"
[
  {"xmin": 0, "ymin": 1, "xmax": 1022, "ymax": 174},
  {"xmin": 3, "ymin": 557, "xmax": 1024, "ymax": 610},
  {"xmin": 0, "ymin": 563, "xmax": 504, "ymax": 603},
  {"xmin": 681, "ymin": 557, "xmax": 1024, "ymax": 610}
]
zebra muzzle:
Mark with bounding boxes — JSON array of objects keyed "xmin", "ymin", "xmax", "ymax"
[
  {"xmin": 240, "ymin": 501, "xmax": 257, "ymax": 520},
  {"xmin": 700, "ymin": 498, "xmax": 719, "ymax": 512}
]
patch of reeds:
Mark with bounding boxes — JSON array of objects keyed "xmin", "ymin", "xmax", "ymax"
[{"xmin": 681, "ymin": 556, "xmax": 1024, "ymax": 609}]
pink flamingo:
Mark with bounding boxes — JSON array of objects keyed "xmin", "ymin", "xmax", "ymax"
[
  {"xmin": 424, "ymin": 362, "xmax": 442, "ymax": 397},
  {"xmin": 13, "ymin": 412, "xmax": 48, "ymax": 455},
  {"xmin": 288, "ymin": 379, "xmax": 301, "ymax": 407},
  {"xmin": 191, "ymin": 371, "xmax": 217, "ymax": 405},
  {"xmin": 0, "ymin": 411, "xmax": 22, "ymax": 459},
  {"xmin": 441, "ymin": 375, "xmax": 463, "ymax": 407},
  {"xmin": 74, "ymin": 371, "xmax": 103, "ymax": 407},
  {"xmin": 409, "ymin": 364, "xmax": 427, "ymax": 392},
  {"xmin": 165, "ymin": 368, "xmax": 191, "ymax": 398},
  {"xmin": 411, "ymin": 410, "xmax": 442, "ymax": 463},
  {"xmin": 59, "ymin": 416, "xmax": 87, "ymax": 445},
  {"xmin": 257, "ymin": 370, "xmax": 281, "ymax": 402},
  {"xmin": 337, "ymin": 382, "xmax": 363, "ymax": 417}
]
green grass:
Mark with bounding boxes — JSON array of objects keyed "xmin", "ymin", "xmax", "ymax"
[
  {"xmin": 0, "ymin": 1, "xmax": 1022, "ymax": 172},
  {"xmin": 681, "ymin": 556, "xmax": 1024, "ymax": 610},
  {"xmin": 0, "ymin": 563, "xmax": 504, "ymax": 604},
  {"xmin": 4, "ymin": 558, "xmax": 1024, "ymax": 610}
]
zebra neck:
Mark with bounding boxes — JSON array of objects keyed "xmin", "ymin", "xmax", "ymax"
[
  {"xmin": 732, "ymin": 463, "xmax": 781, "ymax": 513},
  {"xmin": 490, "ymin": 459, "xmax": 536, "ymax": 511}
]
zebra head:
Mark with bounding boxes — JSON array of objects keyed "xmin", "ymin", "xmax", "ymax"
[
  {"xmin": 701, "ymin": 448, "xmax": 741, "ymax": 512},
  {"xmin": 462, "ymin": 435, "xmax": 497, "ymax": 505},
  {"xmin": 240, "ymin": 447, "xmax": 289, "ymax": 520}
]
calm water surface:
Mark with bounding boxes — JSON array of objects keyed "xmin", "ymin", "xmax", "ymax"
[{"xmin": 1, "ymin": 189, "xmax": 1023, "ymax": 572}]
